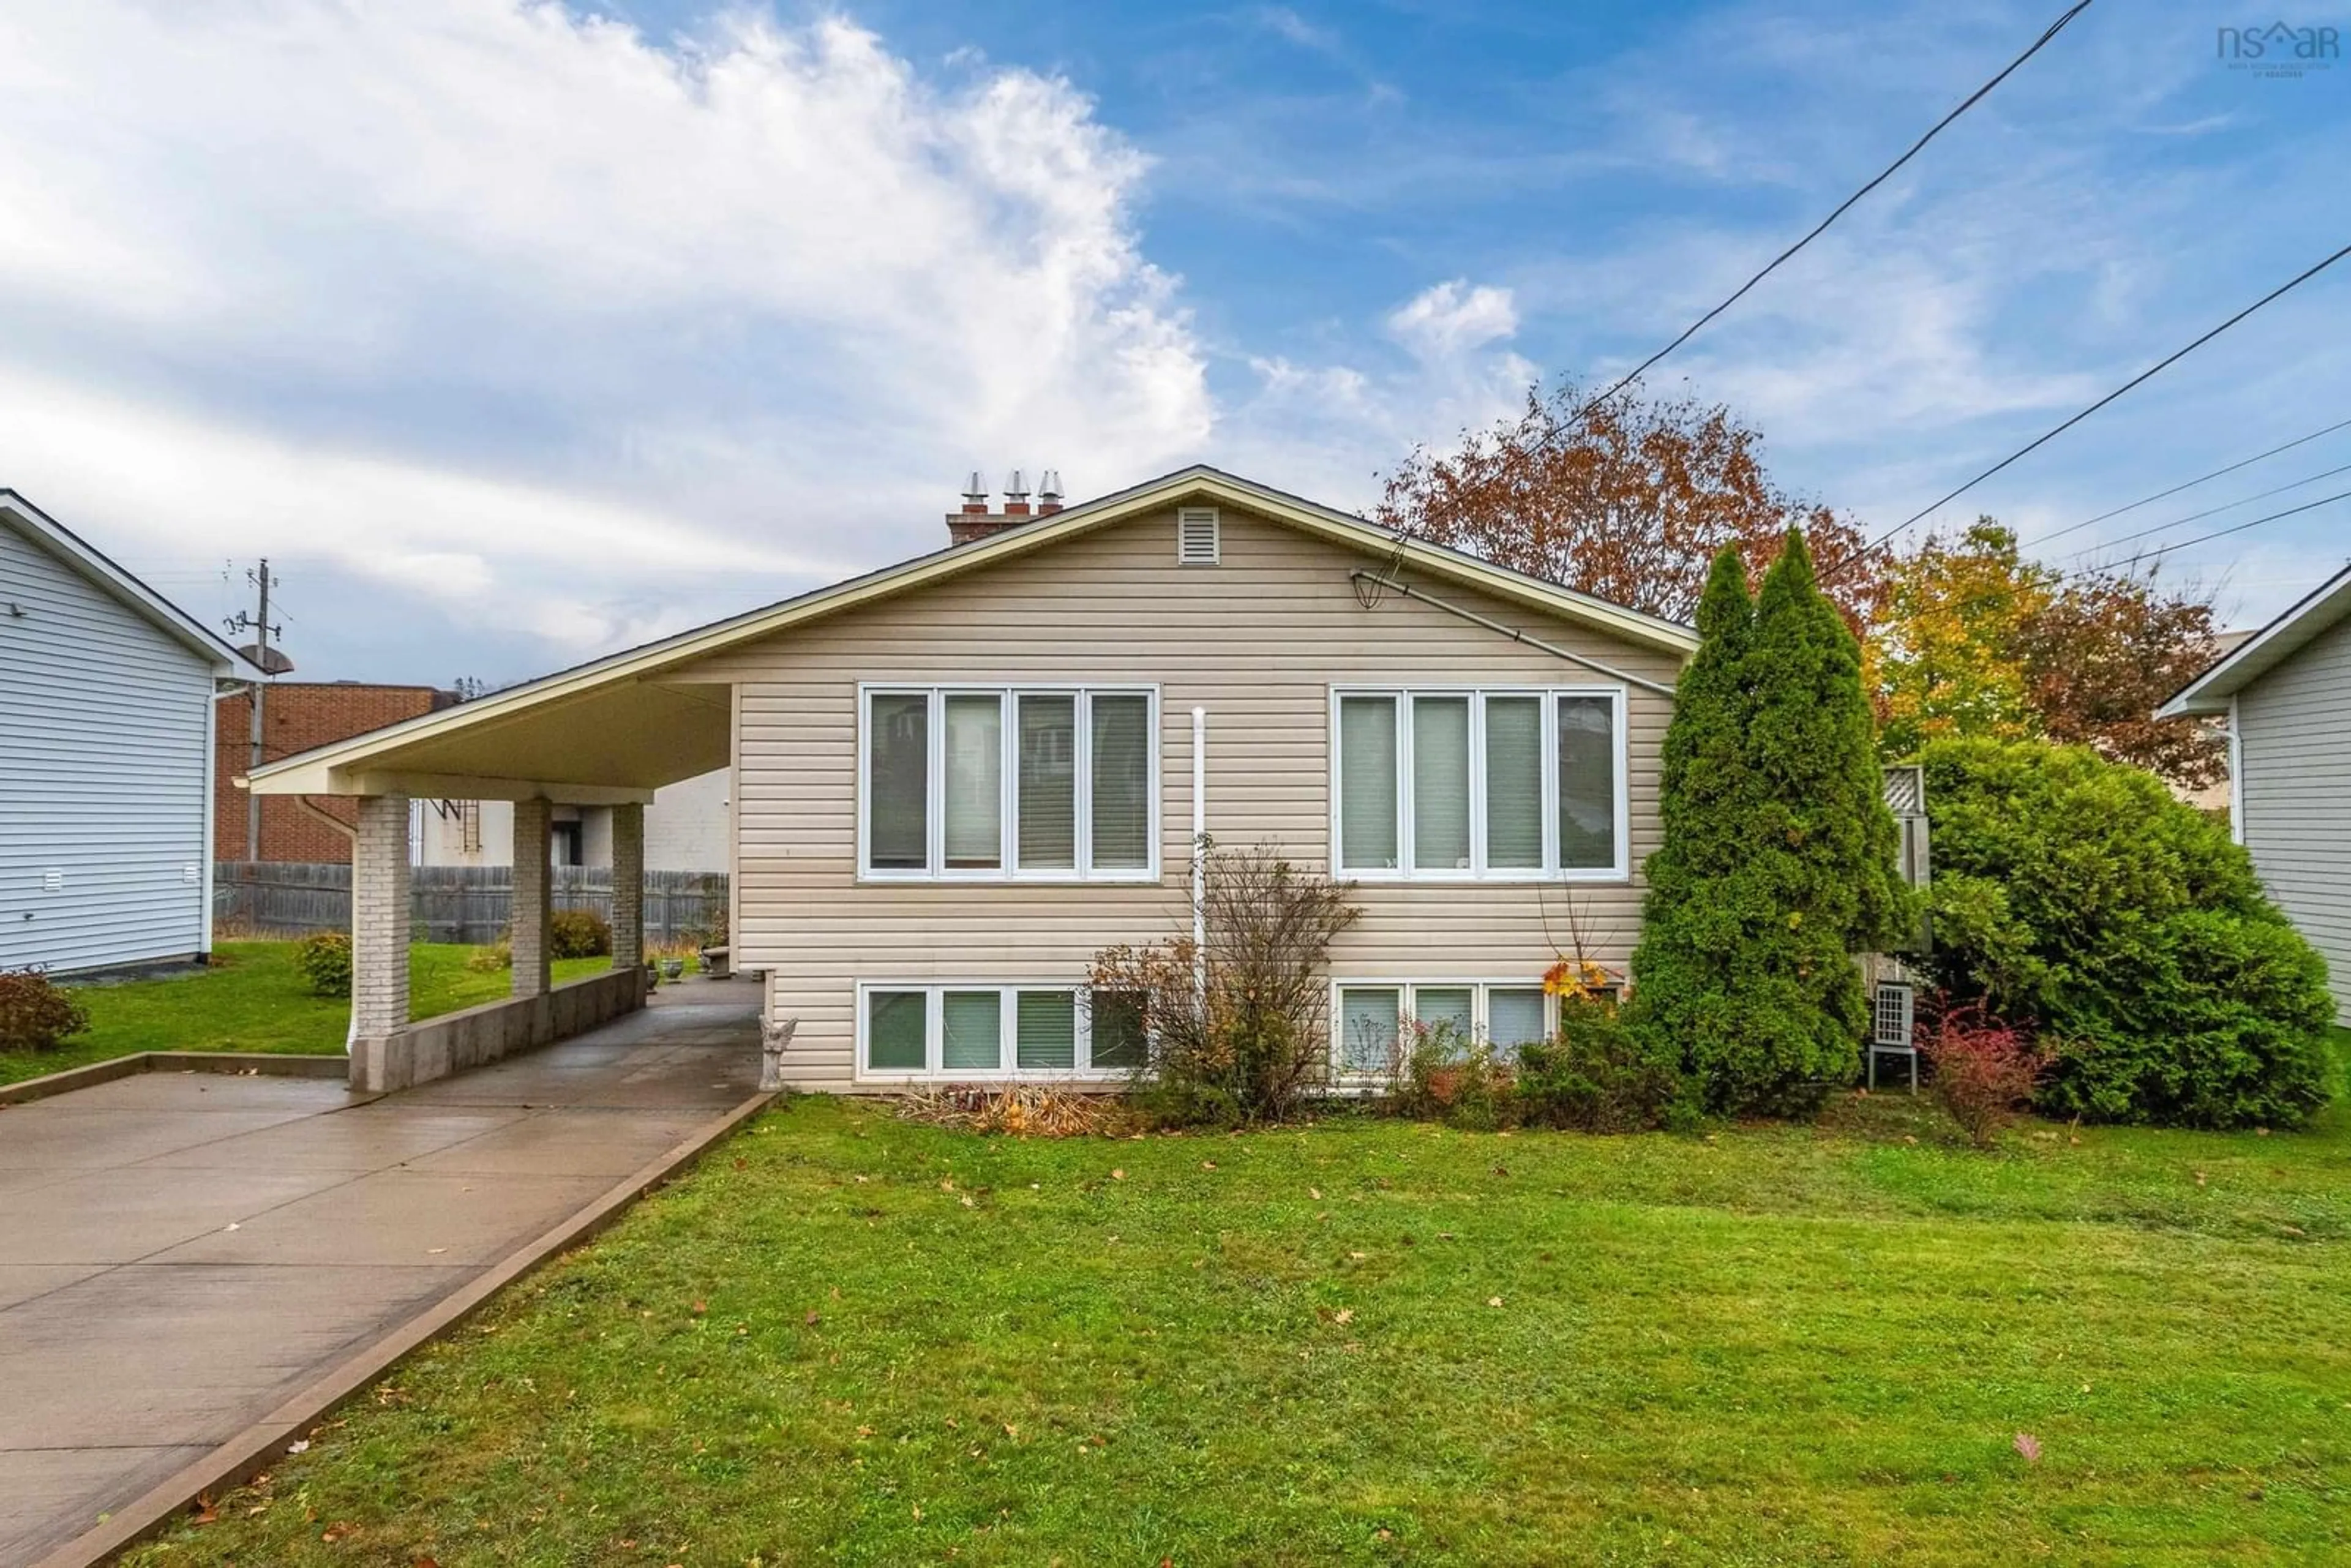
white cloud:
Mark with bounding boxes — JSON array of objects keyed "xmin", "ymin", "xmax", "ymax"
[
  {"xmin": 1385, "ymin": 279, "xmax": 1521, "ymax": 360},
  {"xmin": 0, "ymin": 1, "xmax": 1214, "ymax": 671}
]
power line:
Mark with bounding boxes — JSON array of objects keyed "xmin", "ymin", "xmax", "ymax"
[
  {"xmin": 1572, "ymin": 0, "xmax": 2097, "ymax": 422},
  {"xmin": 2094, "ymin": 487, "xmax": 2351, "ymax": 575},
  {"xmin": 2056, "ymin": 459, "xmax": 2351, "ymax": 563},
  {"xmin": 2025, "ymin": 413, "xmax": 2351, "ymax": 549},
  {"xmin": 1831, "ymin": 238, "xmax": 2351, "ymax": 579},
  {"xmin": 1925, "ymin": 487, "xmax": 2351, "ymax": 626}
]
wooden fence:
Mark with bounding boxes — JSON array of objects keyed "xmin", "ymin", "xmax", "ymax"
[{"xmin": 213, "ymin": 863, "xmax": 729, "ymax": 948}]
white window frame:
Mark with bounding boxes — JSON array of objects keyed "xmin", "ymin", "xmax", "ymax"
[
  {"xmin": 854, "ymin": 981, "xmax": 1147, "ymax": 1083},
  {"xmin": 1329, "ymin": 979, "xmax": 1561, "ymax": 1081},
  {"xmin": 1329, "ymin": 684, "xmax": 1630, "ymax": 883},
  {"xmin": 857, "ymin": 683, "xmax": 1161, "ymax": 883}
]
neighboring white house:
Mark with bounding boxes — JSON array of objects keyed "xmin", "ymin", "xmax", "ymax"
[
  {"xmin": 2159, "ymin": 564, "xmax": 2351, "ymax": 1023},
  {"xmin": 410, "ymin": 768, "xmax": 730, "ymax": 872},
  {"xmin": 1, "ymin": 491, "xmax": 244, "ymax": 974}
]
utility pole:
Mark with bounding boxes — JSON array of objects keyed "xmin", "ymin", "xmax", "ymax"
[{"xmin": 225, "ymin": 561, "xmax": 282, "ymax": 861}]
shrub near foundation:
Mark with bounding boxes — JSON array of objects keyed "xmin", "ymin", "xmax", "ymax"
[
  {"xmin": 1920, "ymin": 736, "xmax": 2336, "ymax": 1128},
  {"xmin": 0, "ymin": 968, "xmax": 91, "ymax": 1052}
]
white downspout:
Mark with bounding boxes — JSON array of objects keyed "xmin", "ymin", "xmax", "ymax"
[
  {"xmin": 2226, "ymin": 694, "xmax": 2245, "ymax": 846},
  {"xmin": 1191, "ymin": 705, "xmax": 1207, "ymax": 1004}
]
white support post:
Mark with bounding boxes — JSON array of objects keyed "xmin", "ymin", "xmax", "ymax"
[
  {"xmin": 511, "ymin": 797, "xmax": 553, "ymax": 999},
  {"xmin": 611, "ymin": 801, "xmax": 645, "ymax": 973}
]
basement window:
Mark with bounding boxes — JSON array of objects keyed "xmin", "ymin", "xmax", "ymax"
[
  {"xmin": 1333, "ymin": 981, "xmax": 1556, "ymax": 1078},
  {"xmin": 860, "ymin": 984, "xmax": 1149, "ymax": 1080}
]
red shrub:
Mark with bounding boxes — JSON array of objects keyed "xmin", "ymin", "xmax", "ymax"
[
  {"xmin": 0, "ymin": 967, "xmax": 92, "ymax": 1052},
  {"xmin": 1918, "ymin": 996, "xmax": 2049, "ymax": 1149}
]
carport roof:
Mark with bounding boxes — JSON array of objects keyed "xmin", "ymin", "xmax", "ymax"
[{"xmin": 245, "ymin": 464, "xmax": 1699, "ymax": 800}]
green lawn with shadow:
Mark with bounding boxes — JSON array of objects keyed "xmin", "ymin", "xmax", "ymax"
[{"xmin": 124, "ymin": 1037, "xmax": 2351, "ymax": 1567}]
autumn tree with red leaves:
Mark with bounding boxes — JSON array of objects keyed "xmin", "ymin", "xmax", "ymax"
[{"xmin": 1374, "ymin": 377, "xmax": 1885, "ymax": 629}]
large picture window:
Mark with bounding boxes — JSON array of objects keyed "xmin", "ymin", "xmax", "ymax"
[
  {"xmin": 1332, "ymin": 686, "xmax": 1627, "ymax": 880},
  {"xmin": 862, "ymin": 686, "xmax": 1160, "ymax": 880},
  {"xmin": 859, "ymin": 984, "xmax": 1149, "ymax": 1079}
]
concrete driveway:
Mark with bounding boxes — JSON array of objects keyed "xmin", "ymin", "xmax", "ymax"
[{"xmin": 0, "ymin": 986, "xmax": 762, "ymax": 1566}]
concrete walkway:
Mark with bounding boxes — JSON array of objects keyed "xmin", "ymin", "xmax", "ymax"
[{"xmin": 0, "ymin": 986, "xmax": 762, "ymax": 1566}]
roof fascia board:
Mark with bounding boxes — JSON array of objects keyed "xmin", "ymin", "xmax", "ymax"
[
  {"xmin": 244, "ymin": 763, "xmax": 656, "ymax": 803},
  {"xmin": 2156, "ymin": 561, "xmax": 2351, "ymax": 717},
  {"xmin": 0, "ymin": 491, "xmax": 246, "ymax": 672}
]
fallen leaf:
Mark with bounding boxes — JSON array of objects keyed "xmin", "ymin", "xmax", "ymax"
[
  {"xmin": 961, "ymin": 1194, "xmax": 976, "ymax": 1208},
  {"xmin": 692, "ymin": 1300, "xmax": 707, "ymax": 1315},
  {"xmin": 1488, "ymin": 1297, "xmax": 1504, "ymax": 1308},
  {"xmin": 806, "ymin": 1310, "xmax": 822, "ymax": 1326},
  {"xmin": 1333, "ymin": 1308, "xmax": 1354, "ymax": 1325},
  {"xmin": 1349, "ymin": 1251, "xmax": 1367, "ymax": 1261},
  {"xmin": 1111, "ymin": 1169, "xmax": 1127, "ymax": 1180},
  {"xmin": 1309, "ymin": 1187, "xmax": 1322, "ymax": 1199},
  {"xmin": 2195, "ymin": 1171, "xmax": 2207, "ymax": 1187},
  {"xmin": 287, "ymin": 1439, "xmax": 310, "ymax": 1455},
  {"xmin": 1202, "ymin": 1160, "xmax": 1217, "ymax": 1170}
]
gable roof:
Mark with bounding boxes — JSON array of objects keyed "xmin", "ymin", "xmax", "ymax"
[
  {"xmin": 2157, "ymin": 560, "xmax": 2351, "ymax": 717},
  {"xmin": 0, "ymin": 489, "xmax": 247, "ymax": 674},
  {"xmin": 246, "ymin": 464, "xmax": 1699, "ymax": 797}
]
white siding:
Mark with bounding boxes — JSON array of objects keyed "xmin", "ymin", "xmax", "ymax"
[
  {"xmin": 680, "ymin": 505, "xmax": 1684, "ymax": 1091},
  {"xmin": 643, "ymin": 768, "xmax": 732, "ymax": 871},
  {"xmin": 2235, "ymin": 611, "xmax": 2351, "ymax": 1024},
  {"xmin": 410, "ymin": 770, "xmax": 729, "ymax": 872},
  {"xmin": 0, "ymin": 513, "xmax": 217, "ymax": 972}
]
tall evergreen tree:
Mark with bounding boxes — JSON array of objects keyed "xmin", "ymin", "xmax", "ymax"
[
  {"xmin": 1632, "ymin": 536, "xmax": 1914, "ymax": 1114},
  {"xmin": 1627, "ymin": 547, "xmax": 1761, "ymax": 1106}
]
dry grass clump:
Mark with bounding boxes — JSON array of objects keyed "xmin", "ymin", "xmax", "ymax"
[{"xmin": 895, "ymin": 1084, "xmax": 1141, "ymax": 1138}]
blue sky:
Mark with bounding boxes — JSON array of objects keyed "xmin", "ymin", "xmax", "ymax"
[{"xmin": 1, "ymin": 0, "xmax": 2345, "ymax": 685}]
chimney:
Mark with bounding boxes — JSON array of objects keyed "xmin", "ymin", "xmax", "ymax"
[{"xmin": 947, "ymin": 467, "xmax": 1068, "ymax": 545}]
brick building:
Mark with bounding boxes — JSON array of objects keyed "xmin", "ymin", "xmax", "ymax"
[{"xmin": 214, "ymin": 682, "xmax": 454, "ymax": 861}]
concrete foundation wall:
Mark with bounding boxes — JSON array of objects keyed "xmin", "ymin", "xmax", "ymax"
[{"xmin": 351, "ymin": 966, "xmax": 647, "ymax": 1092}]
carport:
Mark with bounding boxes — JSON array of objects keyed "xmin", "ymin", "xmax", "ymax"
[{"xmin": 242, "ymin": 655, "xmax": 736, "ymax": 1092}]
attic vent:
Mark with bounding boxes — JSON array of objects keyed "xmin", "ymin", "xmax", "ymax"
[{"xmin": 1176, "ymin": 507, "xmax": 1221, "ymax": 566}]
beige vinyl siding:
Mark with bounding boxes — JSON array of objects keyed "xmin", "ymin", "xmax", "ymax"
[
  {"xmin": 2235, "ymin": 612, "xmax": 2351, "ymax": 1024},
  {"xmin": 682, "ymin": 506, "xmax": 1681, "ymax": 1090}
]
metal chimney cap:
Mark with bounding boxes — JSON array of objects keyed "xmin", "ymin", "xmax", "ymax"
[
  {"xmin": 962, "ymin": 470, "xmax": 989, "ymax": 502},
  {"xmin": 1004, "ymin": 468, "xmax": 1029, "ymax": 500},
  {"xmin": 1038, "ymin": 469, "xmax": 1063, "ymax": 500}
]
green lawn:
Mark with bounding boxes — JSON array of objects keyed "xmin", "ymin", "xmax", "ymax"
[
  {"xmin": 0, "ymin": 940, "xmax": 612, "ymax": 1085},
  {"xmin": 127, "ymin": 1061, "xmax": 2351, "ymax": 1566}
]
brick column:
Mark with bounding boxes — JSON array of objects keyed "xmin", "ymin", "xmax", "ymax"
[
  {"xmin": 350, "ymin": 793, "xmax": 411, "ymax": 1090},
  {"xmin": 511, "ymin": 797, "xmax": 553, "ymax": 999},
  {"xmin": 610, "ymin": 801, "xmax": 645, "ymax": 972}
]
